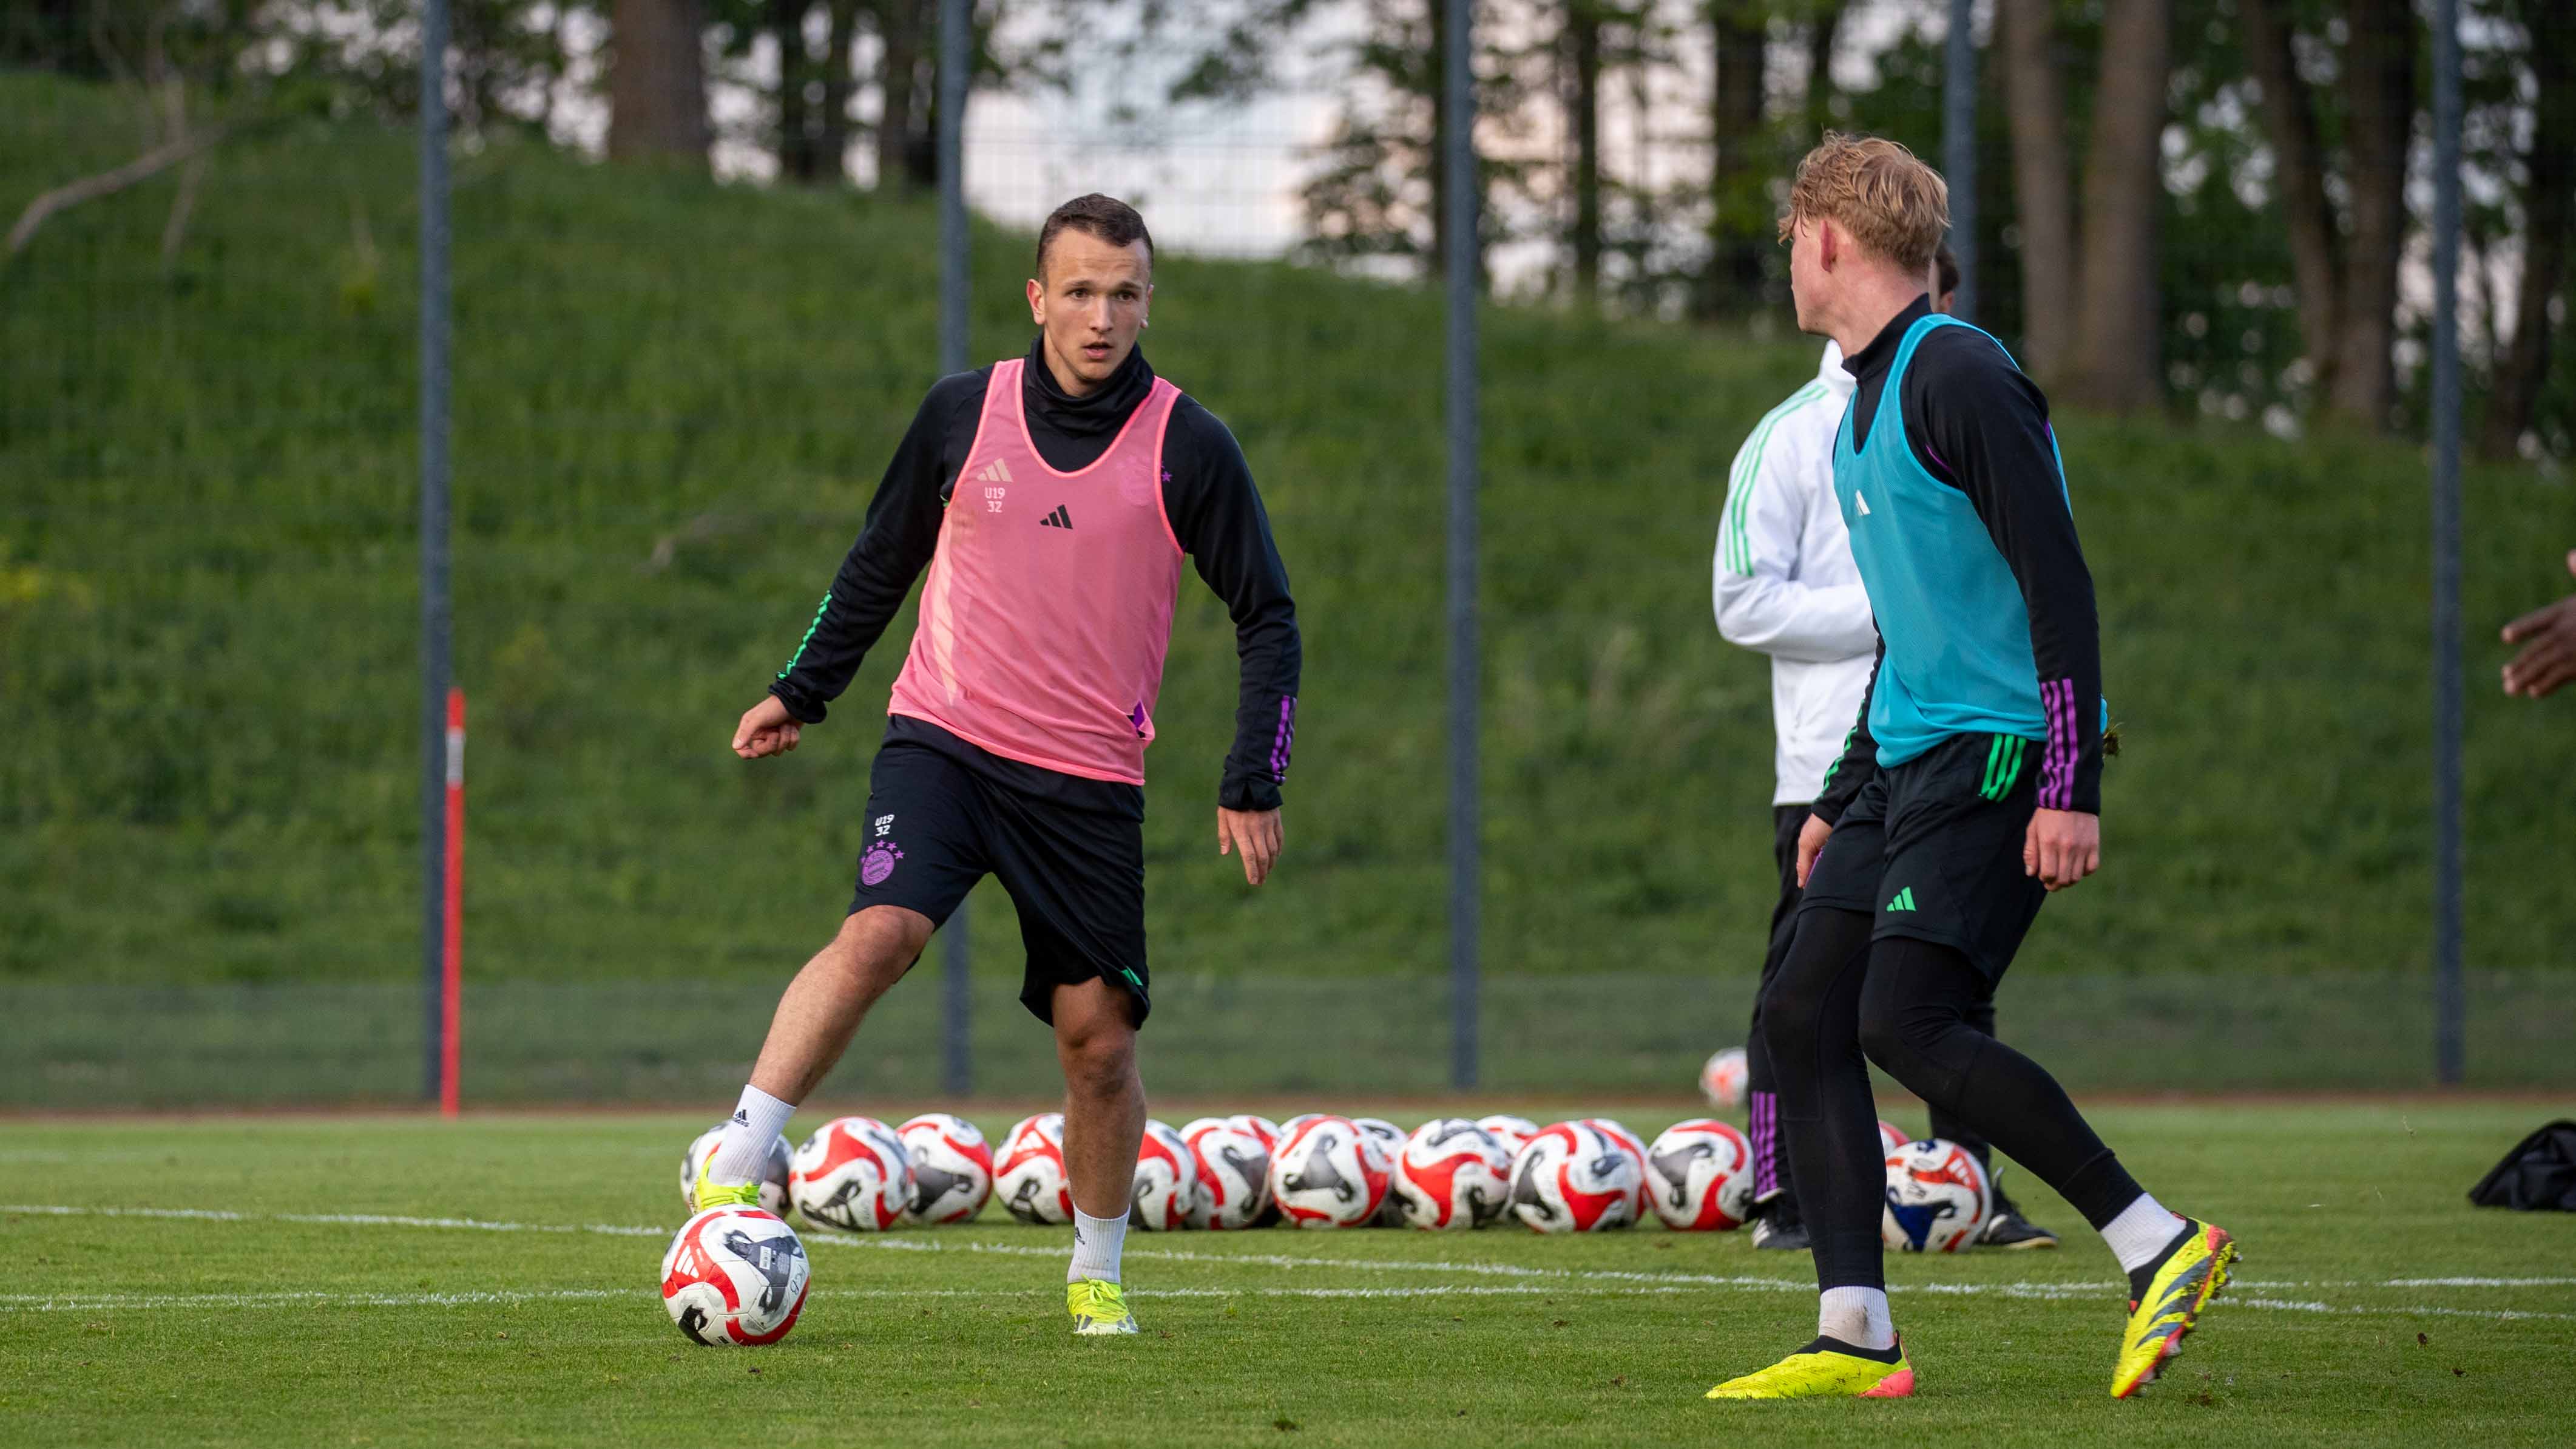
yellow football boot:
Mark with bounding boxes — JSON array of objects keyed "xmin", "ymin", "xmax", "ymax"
[
  {"xmin": 2112, "ymin": 1218, "xmax": 2238, "ymax": 1397},
  {"xmin": 1067, "ymin": 1278, "xmax": 1138, "ymax": 1336},
  {"xmin": 1707, "ymin": 1339, "xmax": 1914, "ymax": 1400},
  {"xmin": 691, "ymin": 1158, "xmax": 765, "ymax": 1214}
]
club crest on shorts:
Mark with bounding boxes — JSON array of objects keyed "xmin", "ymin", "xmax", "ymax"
[{"xmin": 860, "ymin": 841, "xmax": 904, "ymax": 886}]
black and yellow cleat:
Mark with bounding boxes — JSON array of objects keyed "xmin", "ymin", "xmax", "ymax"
[
  {"xmin": 2112, "ymin": 1218, "xmax": 2238, "ymax": 1397},
  {"xmin": 1707, "ymin": 1337, "xmax": 1914, "ymax": 1400}
]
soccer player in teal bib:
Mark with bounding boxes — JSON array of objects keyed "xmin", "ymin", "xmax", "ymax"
[{"xmin": 1703, "ymin": 135, "xmax": 2237, "ymax": 1403}]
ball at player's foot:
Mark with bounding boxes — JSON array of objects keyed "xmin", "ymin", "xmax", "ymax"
[
  {"xmin": 1878, "ymin": 1119, "xmax": 1912, "ymax": 1156},
  {"xmin": 680, "ymin": 1124, "xmax": 792, "ymax": 1217},
  {"xmin": 661, "ymin": 1206, "xmax": 809, "ymax": 1346}
]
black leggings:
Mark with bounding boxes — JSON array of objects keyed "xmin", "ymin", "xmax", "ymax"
[{"xmin": 1761, "ymin": 906, "xmax": 2144, "ymax": 1291}]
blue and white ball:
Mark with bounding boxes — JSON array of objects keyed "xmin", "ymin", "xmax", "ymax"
[{"xmin": 1881, "ymin": 1138, "xmax": 1992, "ymax": 1253}]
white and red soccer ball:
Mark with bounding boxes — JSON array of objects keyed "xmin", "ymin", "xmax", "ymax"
[
  {"xmin": 1507, "ymin": 1121, "xmax": 1641, "ymax": 1234},
  {"xmin": 1879, "ymin": 1119, "xmax": 1912, "ymax": 1156},
  {"xmin": 1475, "ymin": 1115, "xmax": 1540, "ymax": 1159},
  {"xmin": 661, "ymin": 1206, "xmax": 810, "ymax": 1345},
  {"xmin": 1353, "ymin": 1118, "xmax": 1412, "ymax": 1226},
  {"xmin": 680, "ymin": 1124, "xmax": 793, "ymax": 1217},
  {"xmin": 1644, "ymin": 1119, "xmax": 1754, "ymax": 1230},
  {"xmin": 897, "ymin": 1113, "xmax": 993, "ymax": 1226},
  {"xmin": 1700, "ymin": 1047, "xmax": 1750, "ymax": 1108},
  {"xmin": 1267, "ymin": 1115, "xmax": 1391, "ymax": 1229},
  {"xmin": 1581, "ymin": 1117, "xmax": 1652, "ymax": 1219},
  {"xmin": 1881, "ymin": 1137, "xmax": 1992, "ymax": 1253},
  {"xmin": 1131, "ymin": 1119, "xmax": 1200, "ymax": 1230},
  {"xmin": 1181, "ymin": 1118, "xmax": 1274, "ymax": 1230},
  {"xmin": 789, "ymin": 1116, "xmax": 913, "ymax": 1232},
  {"xmin": 1387, "ymin": 1118, "xmax": 1513, "ymax": 1230},
  {"xmin": 995, "ymin": 1112, "xmax": 1075, "ymax": 1226}
]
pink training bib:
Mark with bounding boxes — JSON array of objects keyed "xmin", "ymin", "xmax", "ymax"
[{"xmin": 887, "ymin": 358, "xmax": 1186, "ymax": 785}]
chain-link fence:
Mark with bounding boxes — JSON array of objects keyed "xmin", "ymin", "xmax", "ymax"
[{"xmin": 5, "ymin": 1, "xmax": 2571, "ymax": 1110}]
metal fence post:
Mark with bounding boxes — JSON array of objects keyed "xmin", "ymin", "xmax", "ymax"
[
  {"xmin": 418, "ymin": 0, "xmax": 452, "ymax": 1104},
  {"xmin": 2430, "ymin": 0, "xmax": 2466, "ymax": 1085},
  {"xmin": 937, "ymin": 0, "xmax": 973, "ymax": 1098},
  {"xmin": 1942, "ymin": 0, "xmax": 1977, "ymax": 320},
  {"xmin": 1444, "ymin": 0, "xmax": 1480, "ymax": 1092}
]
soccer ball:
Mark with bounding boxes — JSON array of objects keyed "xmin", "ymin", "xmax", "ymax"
[
  {"xmin": 1475, "ymin": 1114, "xmax": 1540, "ymax": 1158},
  {"xmin": 1878, "ymin": 1119, "xmax": 1912, "ymax": 1156},
  {"xmin": 660, "ymin": 1206, "xmax": 810, "ymax": 1346},
  {"xmin": 1387, "ymin": 1118, "xmax": 1512, "ymax": 1230},
  {"xmin": 1278, "ymin": 1113, "xmax": 1327, "ymax": 1144},
  {"xmin": 1353, "ymin": 1118, "xmax": 1411, "ymax": 1226},
  {"xmin": 1882, "ymin": 1138, "xmax": 1992, "ymax": 1253},
  {"xmin": 1267, "ymin": 1115, "xmax": 1390, "ymax": 1229},
  {"xmin": 995, "ymin": 1112, "xmax": 1075, "ymax": 1226},
  {"xmin": 1131, "ymin": 1119, "xmax": 1200, "ymax": 1230},
  {"xmin": 1700, "ymin": 1047, "xmax": 1750, "ymax": 1108},
  {"xmin": 1507, "ymin": 1121, "xmax": 1641, "ymax": 1234},
  {"xmin": 1182, "ymin": 1119, "xmax": 1273, "ymax": 1230},
  {"xmin": 1644, "ymin": 1119, "xmax": 1754, "ymax": 1230},
  {"xmin": 897, "ymin": 1113, "xmax": 993, "ymax": 1226},
  {"xmin": 1582, "ymin": 1117, "xmax": 1652, "ymax": 1218},
  {"xmin": 1229, "ymin": 1115, "xmax": 1286, "ymax": 1226},
  {"xmin": 680, "ymin": 1124, "xmax": 792, "ymax": 1217},
  {"xmin": 790, "ymin": 1116, "xmax": 914, "ymax": 1232},
  {"xmin": 1229, "ymin": 1114, "xmax": 1283, "ymax": 1152}
]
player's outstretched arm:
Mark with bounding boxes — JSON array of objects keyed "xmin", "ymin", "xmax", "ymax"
[
  {"xmin": 1217, "ymin": 807, "xmax": 1283, "ymax": 886},
  {"xmin": 732, "ymin": 694, "xmax": 803, "ymax": 760}
]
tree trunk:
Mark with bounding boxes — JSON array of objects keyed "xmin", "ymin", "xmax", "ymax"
[
  {"xmin": 1566, "ymin": 2, "xmax": 1603, "ymax": 298},
  {"xmin": 872, "ymin": 0, "xmax": 926, "ymax": 192},
  {"xmin": 2239, "ymin": 0, "xmax": 2341, "ymax": 398},
  {"xmin": 1996, "ymin": 0, "xmax": 2075, "ymax": 382},
  {"xmin": 1805, "ymin": 1, "xmax": 1846, "ymax": 132},
  {"xmin": 2064, "ymin": 0, "xmax": 2170, "ymax": 412},
  {"xmin": 2327, "ymin": 0, "xmax": 2415, "ymax": 429},
  {"xmin": 608, "ymin": 0, "xmax": 709, "ymax": 168},
  {"xmin": 1702, "ymin": 0, "xmax": 1766, "ymax": 317},
  {"xmin": 774, "ymin": 0, "xmax": 816, "ymax": 183},
  {"xmin": 2482, "ymin": 0, "xmax": 2576, "ymax": 458},
  {"xmin": 817, "ymin": 0, "xmax": 857, "ymax": 184}
]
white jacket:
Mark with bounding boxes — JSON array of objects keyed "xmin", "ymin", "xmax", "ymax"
[{"xmin": 1714, "ymin": 342, "xmax": 1878, "ymax": 806}]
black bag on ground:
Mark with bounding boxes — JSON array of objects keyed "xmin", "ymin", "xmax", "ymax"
[{"xmin": 2467, "ymin": 1120, "xmax": 2576, "ymax": 1211}]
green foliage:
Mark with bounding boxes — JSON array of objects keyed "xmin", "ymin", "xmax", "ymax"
[
  {"xmin": 1, "ymin": 75, "xmax": 2569, "ymax": 998},
  {"xmin": 5, "ymin": 1104, "xmax": 2575, "ymax": 1446}
]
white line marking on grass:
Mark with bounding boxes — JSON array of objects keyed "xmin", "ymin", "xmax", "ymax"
[{"xmin": 13, "ymin": 1205, "xmax": 2572, "ymax": 1324}]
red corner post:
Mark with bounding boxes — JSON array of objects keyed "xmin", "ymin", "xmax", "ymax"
[{"xmin": 441, "ymin": 688, "xmax": 465, "ymax": 1118}]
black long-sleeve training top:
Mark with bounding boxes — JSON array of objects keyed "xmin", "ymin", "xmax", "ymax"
[
  {"xmin": 767, "ymin": 336, "xmax": 1302, "ymax": 818},
  {"xmin": 1813, "ymin": 296, "xmax": 2106, "ymax": 821}
]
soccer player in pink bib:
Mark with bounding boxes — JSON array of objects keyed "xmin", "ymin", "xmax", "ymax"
[{"xmin": 692, "ymin": 195, "xmax": 1300, "ymax": 1337}]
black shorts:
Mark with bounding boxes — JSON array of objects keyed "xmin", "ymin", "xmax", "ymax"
[
  {"xmin": 847, "ymin": 736, "xmax": 1149, "ymax": 1026},
  {"xmin": 1797, "ymin": 731, "xmax": 2048, "ymax": 982}
]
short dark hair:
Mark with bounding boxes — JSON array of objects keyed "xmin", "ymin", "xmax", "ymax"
[
  {"xmin": 1935, "ymin": 245, "xmax": 1961, "ymax": 299},
  {"xmin": 1035, "ymin": 194, "xmax": 1154, "ymax": 281}
]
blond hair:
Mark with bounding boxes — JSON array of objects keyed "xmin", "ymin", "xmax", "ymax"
[{"xmin": 1777, "ymin": 132, "xmax": 1949, "ymax": 274}]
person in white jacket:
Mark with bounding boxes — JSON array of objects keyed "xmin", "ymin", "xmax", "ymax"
[{"xmin": 1713, "ymin": 248, "xmax": 2057, "ymax": 1252}]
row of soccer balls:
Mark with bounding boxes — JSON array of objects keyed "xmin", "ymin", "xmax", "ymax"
[{"xmin": 685, "ymin": 1110, "xmax": 1999, "ymax": 1249}]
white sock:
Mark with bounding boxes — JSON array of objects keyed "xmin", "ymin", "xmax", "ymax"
[
  {"xmin": 1067, "ymin": 1207, "xmax": 1129, "ymax": 1284},
  {"xmin": 708, "ymin": 1084, "xmax": 795, "ymax": 1184},
  {"xmin": 1817, "ymin": 1286, "xmax": 1895, "ymax": 1351},
  {"xmin": 2100, "ymin": 1193, "xmax": 2183, "ymax": 1275}
]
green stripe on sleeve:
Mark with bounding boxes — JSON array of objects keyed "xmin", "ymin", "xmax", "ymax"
[{"xmin": 776, "ymin": 591, "xmax": 833, "ymax": 680}]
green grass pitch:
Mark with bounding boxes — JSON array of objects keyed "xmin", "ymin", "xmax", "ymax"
[{"xmin": 4, "ymin": 1098, "xmax": 2571, "ymax": 1446}]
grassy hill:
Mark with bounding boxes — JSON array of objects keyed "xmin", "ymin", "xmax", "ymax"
[{"xmin": 4, "ymin": 72, "xmax": 2570, "ymax": 1022}]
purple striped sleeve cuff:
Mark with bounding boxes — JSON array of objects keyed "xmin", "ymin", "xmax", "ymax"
[
  {"xmin": 1266, "ymin": 696, "xmax": 1297, "ymax": 782},
  {"xmin": 2038, "ymin": 677, "xmax": 2077, "ymax": 810}
]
